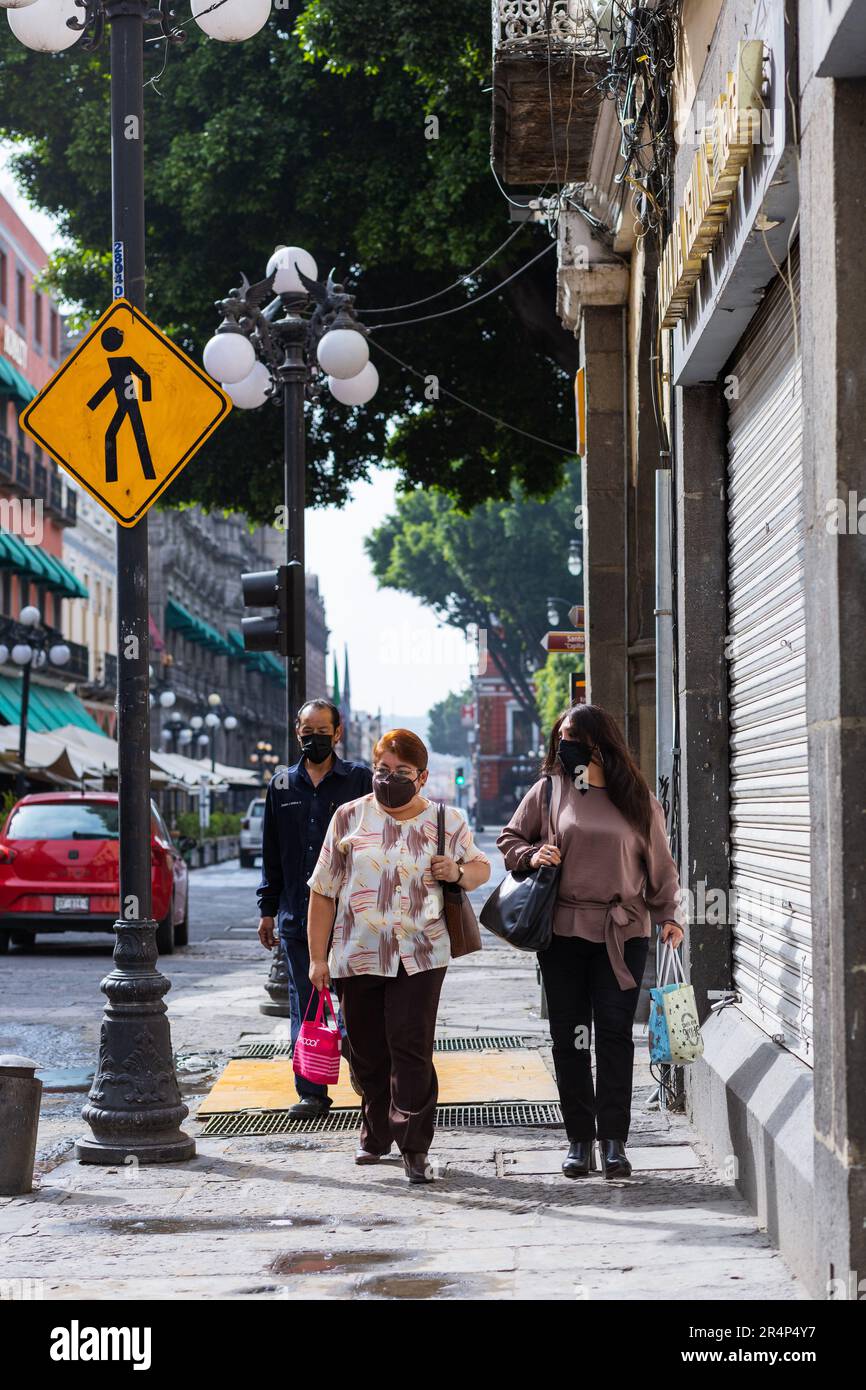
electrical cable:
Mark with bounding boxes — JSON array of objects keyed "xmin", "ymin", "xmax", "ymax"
[
  {"xmin": 361, "ymin": 221, "xmax": 530, "ymax": 314},
  {"xmin": 364, "ymin": 240, "xmax": 556, "ymax": 333},
  {"xmin": 367, "ymin": 337, "xmax": 575, "ymax": 457}
]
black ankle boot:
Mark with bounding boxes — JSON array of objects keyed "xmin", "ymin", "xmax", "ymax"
[
  {"xmin": 598, "ymin": 1139, "xmax": 632, "ymax": 1179},
  {"xmin": 562, "ymin": 1139, "xmax": 597, "ymax": 1179}
]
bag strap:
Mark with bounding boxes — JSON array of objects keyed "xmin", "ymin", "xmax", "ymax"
[
  {"xmin": 303, "ymin": 987, "xmax": 334, "ymax": 1026},
  {"xmin": 658, "ymin": 941, "xmax": 685, "ymax": 986},
  {"xmin": 546, "ymin": 773, "xmax": 563, "ymax": 849},
  {"xmin": 437, "ymin": 802, "xmax": 445, "ymax": 856}
]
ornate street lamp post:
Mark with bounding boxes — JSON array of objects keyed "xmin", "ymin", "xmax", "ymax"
[
  {"xmin": 0, "ymin": 606, "xmax": 72, "ymax": 797},
  {"xmin": 4, "ymin": 0, "xmax": 274, "ymax": 1165},
  {"xmin": 205, "ymin": 253, "xmax": 379, "ymax": 1020},
  {"xmin": 204, "ymin": 253, "xmax": 378, "ymax": 761}
]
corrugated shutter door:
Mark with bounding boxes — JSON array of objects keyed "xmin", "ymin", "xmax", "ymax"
[{"xmin": 726, "ymin": 244, "xmax": 811, "ymax": 1064}]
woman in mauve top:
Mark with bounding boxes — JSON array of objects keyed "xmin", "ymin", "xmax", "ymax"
[{"xmin": 498, "ymin": 703, "xmax": 684, "ymax": 1181}]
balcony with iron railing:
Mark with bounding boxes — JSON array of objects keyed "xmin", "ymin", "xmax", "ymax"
[{"xmin": 492, "ymin": 1, "xmax": 606, "ymax": 186}]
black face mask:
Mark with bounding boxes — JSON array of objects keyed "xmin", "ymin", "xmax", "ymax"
[
  {"xmin": 300, "ymin": 733, "xmax": 334, "ymax": 765},
  {"xmin": 373, "ymin": 771, "xmax": 419, "ymax": 809},
  {"xmin": 558, "ymin": 739, "xmax": 594, "ymax": 790}
]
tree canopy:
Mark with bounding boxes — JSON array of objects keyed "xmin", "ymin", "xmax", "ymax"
[
  {"xmin": 0, "ymin": 1, "xmax": 578, "ymax": 522},
  {"xmin": 427, "ymin": 687, "xmax": 473, "ymax": 758},
  {"xmin": 366, "ymin": 462, "xmax": 583, "ymax": 720}
]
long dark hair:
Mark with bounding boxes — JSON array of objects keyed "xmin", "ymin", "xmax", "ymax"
[{"xmin": 541, "ymin": 703, "xmax": 653, "ymax": 841}]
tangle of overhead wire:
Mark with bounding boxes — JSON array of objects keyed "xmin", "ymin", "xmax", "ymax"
[
  {"xmin": 368, "ymin": 336, "xmax": 575, "ymax": 458},
  {"xmin": 364, "ymin": 240, "xmax": 556, "ymax": 334},
  {"xmin": 361, "ymin": 221, "xmax": 530, "ymax": 315}
]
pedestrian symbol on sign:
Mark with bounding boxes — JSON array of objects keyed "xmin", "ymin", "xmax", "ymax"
[{"xmin": 86, "ymin": 327, "xmax": 156, "ymax": 483}]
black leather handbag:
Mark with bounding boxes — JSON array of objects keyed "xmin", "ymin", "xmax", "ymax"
[{"xmin": 480, "ymin": 774, "xmax": 563, "ymax": 952}]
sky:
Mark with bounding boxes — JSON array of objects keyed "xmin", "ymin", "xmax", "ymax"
[{"xmin": 0, "ymin": 145, "xmax": 473, "ymax": 721}]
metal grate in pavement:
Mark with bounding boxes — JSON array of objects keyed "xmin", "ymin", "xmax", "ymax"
[
  {"xmin": 199, "ymin": 1100, "xmax": 563, "ymax": 1138},
  {"xmin": 232, "ymin": 1034, "xmax": 528, "ymax": 1060}
]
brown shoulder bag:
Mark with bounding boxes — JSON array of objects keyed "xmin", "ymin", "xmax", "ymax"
[{"xmin": 436, "ymin": 803, "xmax": 482, "ymax": 958}]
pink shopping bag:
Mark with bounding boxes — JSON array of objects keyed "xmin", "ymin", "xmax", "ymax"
[{"xmin": 293, "ymin": 987, "xmax": 341, "ymax": 1086}]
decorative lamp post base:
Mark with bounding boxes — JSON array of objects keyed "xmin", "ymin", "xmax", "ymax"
[
  {"xmin": 75, "ymin": 919, "xmax": 196, "ymax": 1165},
  {"xmin": 259, "ymin": 945, "xmax": 291, "ymax": 1017}
]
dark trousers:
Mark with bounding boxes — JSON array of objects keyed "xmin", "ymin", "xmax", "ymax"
[
  {"xmin": 279, "ymin": 928, "xmax": 346, "ymax": 1102},
  {"xmin": 335, "ymin": 962, "xmax": 446, "ymax": 1155},
  {"xmin": 538, "ymin": 933, "xmax": 650, "ymax": 1142}
]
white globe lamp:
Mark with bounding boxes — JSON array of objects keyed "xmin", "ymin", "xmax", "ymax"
[
  {"xmin": 266, "ymin": 245, "xmax": 318, "ymax": 296},
  {"xmin": 317, "ymin": 328, "xmax": 369, "ymax": 381},
  {"xmin": 8, "ymin": 0, "xmax": 82, "ymax": 51},
  {"xmin": 192, "ymin": 0, "xmax": 271, "ymax": 43},
  {"xmin": 159, "ymin": 689, "xmax": 176, "ymax": 708},
  {"xmin": 18, "ymin": 605, "xmax": 40, "ymax": 627},
  {"xmin": 328, "ymin": 361, "xmax": 379, "ymax": 406},
  {"xmin": 11, "ymin": 644, "xmax": 32, "ymax": 665},
  {"xmin": 49, "ymin": 644, "xmax": 71, "ymax": 667},
  {"xmin": 224, "ymin": 361, "xmax": 271, "ymax": 410},
  {"xmin": 203, "ymin": 329, "xmax": 255, "ymax": 384}
]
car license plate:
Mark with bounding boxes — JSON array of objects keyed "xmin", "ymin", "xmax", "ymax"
[{"xmin": 55, "ymin": 896, "xmax": 89, "ymax": 912}]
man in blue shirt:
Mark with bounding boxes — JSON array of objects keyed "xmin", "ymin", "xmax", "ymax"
[{"xmin": 257, "ymin": 698, "xmax": 372, "ymax": 1118}]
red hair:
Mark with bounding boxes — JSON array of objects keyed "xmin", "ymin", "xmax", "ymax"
[{"xmin": 372, "ymin": 727, "xmax": 429, "ymax": 771}]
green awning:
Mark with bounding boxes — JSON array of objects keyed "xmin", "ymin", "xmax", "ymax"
[
  {"xmin": 0, "ymin": 674, "xmax": 102, "ymax": 734},
  {"xmin": 226, "ymin": 627, "xmax": 286, "ymax": 683},
  {"xmin": 0, "ymin": 356, "xmax": 37, "ymax": 406},
  {"xmin": 166, "ymin": 598, "xmax": 233, "ymax": 656},
  {"xmin": 0, "ymin": 530, "xmax": 88, "ymax": 599}
]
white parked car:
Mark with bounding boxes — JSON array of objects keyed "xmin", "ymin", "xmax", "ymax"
[{"xmin": 239, "ymin": 797, "xmax": 266, "ymax": 868}]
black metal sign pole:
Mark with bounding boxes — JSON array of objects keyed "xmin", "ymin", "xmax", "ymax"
[
  {"xmin": 77, "ymin": 0, "xmax": 194, "ymax": 1164},
  {"xmin": 282, "ymin": 325, "xmax": 307, "ymax": 760}
]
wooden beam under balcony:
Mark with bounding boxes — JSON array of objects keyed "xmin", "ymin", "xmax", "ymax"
[{"xmin": 492, "ymin": 42, "xmax": 606, "ymax": 187}]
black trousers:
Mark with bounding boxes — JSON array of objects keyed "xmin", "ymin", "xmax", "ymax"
[
  {"xmin": 538, "ymin": 933, "xmax": 650, "ymax": 1142},
  {"xmin": 335, "ymin": 962, "xmax": 446, "ymax": 1156}
]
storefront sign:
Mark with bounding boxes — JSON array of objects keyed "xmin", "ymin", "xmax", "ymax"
[
  {"xmin": 3, "ymin": 323, "xmax": 28, "ymax": 371},
  {"xmin": 658, "ymin": 40, "xmax": 765, "ymax": 329}
]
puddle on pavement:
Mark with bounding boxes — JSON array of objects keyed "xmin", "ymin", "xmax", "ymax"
[
  {"xmin": 357, "ymin": 1273, "xmax": 470, "ymax": 1299},
  {"xmin": 60, "ymin": 1214, "xmax": 329, "ymax": 1236},
  {"xmin": 270, "ymin": 1250, "xmax": 399, "ymax": 1276},
  {"xmin": 59, "ymin": 1212, "xmax": 399, "ymax": 1237}
]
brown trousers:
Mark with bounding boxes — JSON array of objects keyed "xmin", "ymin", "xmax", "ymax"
[{"xmin": 336, "ymin": 961, "xmax": 446, "ymax": 1156}]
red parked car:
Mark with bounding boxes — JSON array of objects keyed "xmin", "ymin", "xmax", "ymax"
[{"xmin": 0, "ymin": 792, "xmax": 189, "ymax": 956}]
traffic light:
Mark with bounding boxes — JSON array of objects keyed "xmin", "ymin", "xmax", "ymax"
[
  {"xmin": 241, "ymin": 562, "xmax": 304, "ymax": 658},
  {"xmin": 455, "ymin": 765, "xmax": 466, "ymax": 787}
]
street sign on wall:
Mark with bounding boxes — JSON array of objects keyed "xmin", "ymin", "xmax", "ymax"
[
  {"xmin": 540, "ymin": 630, "xmax": 586, "ymax": 653},
  {"xmin": 570, "ymin": 671, "xmax": 586, "ymax": 705},
  {"xmin": 20, "ymin": 299, "xmax": 232, "ymax": 527}
]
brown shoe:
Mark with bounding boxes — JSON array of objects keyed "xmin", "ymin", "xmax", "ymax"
[
  {"xmin": 402, "ymin": 1151, "xmax": 433, "ymax": 1184},
  {"xmin": 354, "ymin": 1147, "xmax": 383, "ymax": 1165}
]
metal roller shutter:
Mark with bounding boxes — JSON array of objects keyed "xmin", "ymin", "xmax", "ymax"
[{"xmin": 726, "ymin": 244, "xmax": 811, "ymax": 1064}]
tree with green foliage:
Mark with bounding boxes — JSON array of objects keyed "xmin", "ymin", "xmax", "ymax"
[
  {"xmin": 366, "ymin": 462, "xmax": 583, "ymax": 721},
  {"xmin": 427, "ymin": 688, "xmax": 473, "ymax": 757},
  {"xmin": 534, "ymin": 652, "xmax": 586, "ymax": 742},
  {"xmin": 0, "ymin": 1, "xmax": 578, "ymax": 521}
]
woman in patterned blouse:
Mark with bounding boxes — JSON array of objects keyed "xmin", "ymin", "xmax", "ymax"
[{"xmin": 307, "ymin": 728, "xmax": 490, "ymax": 1184}]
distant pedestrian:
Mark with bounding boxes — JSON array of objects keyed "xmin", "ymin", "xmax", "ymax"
[
  {"xmin": 257, "ymin": 699, "xmax": 372, "ymax": 1120},
  {"xmin": 306, "ymin": 728, "xmax": 490, "ymax": 1183},
  {"xmin": 498, "ymin": 703, "xmax": 685, "ymax": 1180}
]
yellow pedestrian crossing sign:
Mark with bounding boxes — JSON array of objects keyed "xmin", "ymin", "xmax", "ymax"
[{"xmin": 20, "ymin": 299, "xmax": 232, "ymax": 527}]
